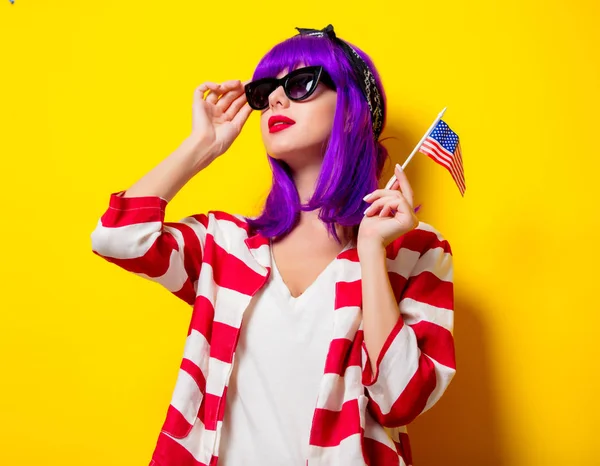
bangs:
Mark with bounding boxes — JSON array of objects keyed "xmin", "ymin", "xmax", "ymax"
[{"xmin": 253, "ymin": 35, "xmax": 344, "ymax": 81}]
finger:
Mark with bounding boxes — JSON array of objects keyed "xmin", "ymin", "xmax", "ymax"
[
  {"xmin": 217, "ymin": 82, "xmax": 245, "ymax": 113},
  {"xmin": 216, "ymin": 80, "xmax": 243, "ymax": 100},
  {"xmin": 379, "ymin": 197, "xmax": 401, "ymax": 217},
  {"xmin": 363, "ymin": 188, "xmax": 401, "ymax": 204},
  {"xmin": 224, "ymin": 92, "xmax": 249, "ymax": 121},
  {"xmin": 221, "ymin": 79, "xmax": 242, "ymax": 89},
  {"xmin": 205, "ymin": 89, "xmax": 220, "ymax": 105},
  {"xmin": 395, "ymin": 164, "xmax": 414, "ymax": 207},
  {"xmin": 205, "ymin": 80, "xmax": 240, "ymax": 99},
  {"xmin": 192, "ymin": 96, "xmax": 211, "ymax": 127},
  {"xmin": 231, "ymin": 102, "xmax": 253, "ymax": 130},
  {"xmin": 193, "ymin": 84, "xmax": 216, "ymax": 109},
  {"xmin": 379, "ymin": 196, "xmax": 412, "ymax": 218},
  {"xmin": 379, "ymin": 200, "xmax": 395, "ymax": 218},
  {"xmin": 196, "ymin": 82, "xmax": 220, "ymax": 95},
  {"xmin": 364, "ymin": 195, "xmax": 398, "ymax": 216}
]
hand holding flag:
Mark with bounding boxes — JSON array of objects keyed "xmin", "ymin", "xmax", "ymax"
[{"xmin": 360, "ymin": 108, "xmax": 464, "ymax": 245}]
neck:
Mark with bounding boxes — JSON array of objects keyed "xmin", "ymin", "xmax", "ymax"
[
  {"xmin": 287, "ymin": 161, "xmax": 354, "ymax": 245},
  {"xmin": 289, "ymin": 159, "xmax": 321, "ymax": 204}
]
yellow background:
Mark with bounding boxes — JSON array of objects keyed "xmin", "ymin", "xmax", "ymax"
[{"xmin": 1, "ymin": 0, "xmax": 598, "ymax": 465}]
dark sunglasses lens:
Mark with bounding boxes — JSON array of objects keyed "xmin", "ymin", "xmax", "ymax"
[
  {"xmin": 248, "ymin": 82, "xmax": 275, "ymax": 109},
  {"xmin": 286, "ymin": 71, "xmax": 319, "ymax": 100}
]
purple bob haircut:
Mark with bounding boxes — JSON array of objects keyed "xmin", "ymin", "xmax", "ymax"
[{"xmin": 245, "ymin": 33, "xmax": 389, "ymax": 243}]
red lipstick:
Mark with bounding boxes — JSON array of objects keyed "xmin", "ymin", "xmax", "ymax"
[{"xmin": 268, "ymin": 115, "xmax": 296, "ymax": 133}]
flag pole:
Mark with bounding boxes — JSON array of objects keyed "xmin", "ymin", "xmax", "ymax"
[{"xmin": 384, "ymin": 107, "xmax": 447, "ymax": 189}]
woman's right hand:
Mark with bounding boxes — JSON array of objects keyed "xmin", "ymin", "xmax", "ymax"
[{"xmin": 190, "ymin": 80, "xmax": 253, "ymax": 160}]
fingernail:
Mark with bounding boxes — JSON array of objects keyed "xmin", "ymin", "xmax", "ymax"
[
  {"xmin": 363, "ymin": 206, "xmax": 370, "ymax": 215},
  {"xmin": 396, "ymin": 163, "xmax": 403, "ymax": 171},
  {"xmin": 363, "ymin": 193, "xmax": 373, "ymax": 201}
]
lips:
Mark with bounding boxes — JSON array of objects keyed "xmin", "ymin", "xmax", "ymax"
[{"xmin": 268, "ymin": 115, "xmax": 296, "ymax": 133}]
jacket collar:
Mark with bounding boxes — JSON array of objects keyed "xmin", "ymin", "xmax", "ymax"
[{"xmin": 244, "ymin": 232, "xmax": 272, "ymax": 277}]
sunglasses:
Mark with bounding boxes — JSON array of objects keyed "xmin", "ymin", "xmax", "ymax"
[{"xmin": 244, "ymin": 66, "xmax": 335, "ymax": 111}]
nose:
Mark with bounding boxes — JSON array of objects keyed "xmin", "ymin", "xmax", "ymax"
[{"xmin": 268, "ymin": 84, "xmax": 290, "ymax": 110}]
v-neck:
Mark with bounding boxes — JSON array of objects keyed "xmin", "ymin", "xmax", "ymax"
[{"xmin": 269, "ymin": 239, "xmax": 354, "ymax": 305}]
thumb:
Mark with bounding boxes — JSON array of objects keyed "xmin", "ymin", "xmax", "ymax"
[{"xmin": 192, "ymin": 87, "xmax": 212, "ymax": 129}]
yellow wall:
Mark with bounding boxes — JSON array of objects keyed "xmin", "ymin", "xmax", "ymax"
[{"xmin": 1, "ymin": 1, "xmax": 598, "ymax": 465}]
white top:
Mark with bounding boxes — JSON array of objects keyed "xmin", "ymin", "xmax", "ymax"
[{"xmin": 218, "ymin": 245, "xmax": 343, "ymax": 465}]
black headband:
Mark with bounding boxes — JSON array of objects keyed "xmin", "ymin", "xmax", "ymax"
[{"xmin": 295, "ymin": 24, "xmax": 384, "ymax": 140}]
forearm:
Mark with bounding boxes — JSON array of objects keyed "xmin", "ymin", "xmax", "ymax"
[
  {"xmin": 123, "ymin": 136, "xmax": 215, "ymax": 202},
  {"xmin": 359, "ymin": 242, "xmax": 402, "ymax": 370}
]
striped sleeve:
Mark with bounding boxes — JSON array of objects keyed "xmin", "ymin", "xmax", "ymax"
[
  {"xmin": 361, "ymin": 229, "xmax": 456, "ymax": 427},
  {"xmin": 90, "ymin": 191, "xmax": 208, "ymax": 306}
]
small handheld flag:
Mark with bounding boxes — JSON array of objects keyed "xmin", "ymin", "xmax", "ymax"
[
  {"xmin": 385, "ymin": 107, "xmax": 465, "ymax": 196},
  {"xmin": 419, "ymin": 119, "xmax": 465, "ymax": 196}
]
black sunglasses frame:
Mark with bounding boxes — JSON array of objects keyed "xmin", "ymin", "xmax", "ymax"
[{"xmin": 244, "ymin": 66, "xmax": 335, "ymax": 111}]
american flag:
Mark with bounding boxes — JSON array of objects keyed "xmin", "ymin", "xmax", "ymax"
[{"xmin": 419, "ymin": 119, "xmax": 466, "ymax": 196}]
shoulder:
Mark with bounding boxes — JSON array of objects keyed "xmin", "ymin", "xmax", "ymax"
[
  {"xmin": 205, "ymin": 211, "xmax": 250, "ymax": 229},
  {"xmin": 202, "ymin": 211, "xmax": 260, "ymax": 243},
  {"xmin": 174, "ymin": 210, "xmax": 252, "ymax": 238}
]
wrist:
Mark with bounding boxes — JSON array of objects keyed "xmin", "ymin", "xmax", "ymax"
[
  {"xmin": 357, "ymin": 238, "xmax": 387, "ymax": 263},
  {"xmin": 181, "ymin": 136, "xmax": 218, "ymax": 170}
]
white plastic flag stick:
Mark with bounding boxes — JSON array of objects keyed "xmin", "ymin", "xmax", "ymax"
[{"xmin": 384, "ymin": 107, "xmax": 447, "ymax": 190}]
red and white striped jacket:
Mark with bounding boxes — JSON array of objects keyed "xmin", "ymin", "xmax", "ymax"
[{"xmin": 91, "ymin": 191, "xmax": 456, "ymax": 466}]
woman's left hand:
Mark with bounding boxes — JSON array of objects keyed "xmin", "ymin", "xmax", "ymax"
[{"xmin": 357, "ymin": 164, "xmax": 419, "ymax": 251}]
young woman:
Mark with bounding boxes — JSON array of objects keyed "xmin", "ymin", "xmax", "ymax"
[{"xmin": 91, "ymin": 24, "xmax": 456, "ymax": 466}]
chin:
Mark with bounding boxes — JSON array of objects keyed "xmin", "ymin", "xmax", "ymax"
[
  {"xmin": 263, "ymin": 134, "xmax": 328, "ymax": 164},
  {"xmin": 266, "ymin": 141, "xmax": 303, "ymax": 159},
  {"xmin": 266, "ymin": 142, "xmax": 324, "ymax": 165}
]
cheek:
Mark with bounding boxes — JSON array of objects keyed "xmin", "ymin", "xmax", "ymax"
[
  {"xmin": 317, "ymin": 91, "xmax": 338, "ymax": 127},
  {"xmin": 259, "ymin": 113, "xmax": 271, "ymax": 139},
  {"xmin": 296, "ymin": 94, "xmax": 337, "ymax": 135},
  {"xmin": 259, "ymin": 114, "xmax": 267, "ymax": 133},
  {"xmin": 309, "ymin": 100, "xmax": 336, "ymax": 138}
]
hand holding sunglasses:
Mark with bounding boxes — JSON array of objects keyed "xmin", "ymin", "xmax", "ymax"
[{"xmin": 190, "ymin": 79, "xmax": 253, "ymax": 159}]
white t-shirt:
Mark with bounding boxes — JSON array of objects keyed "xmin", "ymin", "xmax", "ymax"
[{"xmin": 218, "ymin": 246, "xmax": 341, "ymax": 465}]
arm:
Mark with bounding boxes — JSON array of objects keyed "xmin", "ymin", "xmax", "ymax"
[
  {"xmin": 91, "ymin": 137, "xmax": 214, "ymax": 305},
  {"xmin": 359, "ymin": 231, "xmax": 455, "ymax": 427},
  {"xmin": 123, "ymin": 135, "xmax": 214, "ymax": 201},
  {"xmin": 91, "ymin": 80, "xmax": 252, "ymax": 305}
]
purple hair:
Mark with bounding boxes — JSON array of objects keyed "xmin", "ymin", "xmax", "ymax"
[{"xmin": 245, "ymin": 34, "xmax": 389, "ymax": 243}]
